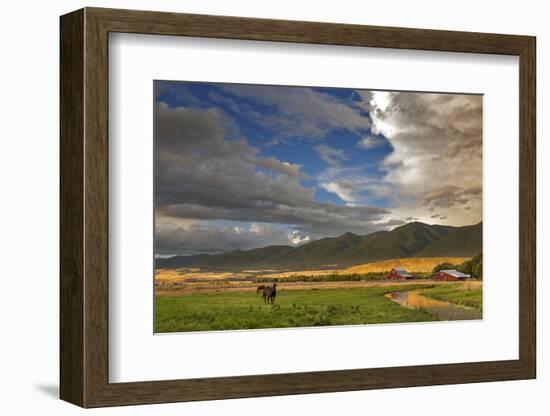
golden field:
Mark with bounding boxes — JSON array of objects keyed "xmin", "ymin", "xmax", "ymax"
[
  {"xmin": 343, "ymin": 257, "xmax": 469, "ymax": 274},
  {"xmin": 155, "ymin": 256, "xmax": 469, "ymax": 285},
  {"xmin": 154, "ymin": 268, "xmax": 249, "ymax": 282}
]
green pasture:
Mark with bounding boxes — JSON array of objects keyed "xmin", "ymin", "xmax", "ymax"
[
  {"xmin": 420, "ymin": 283, "xmax": 483, "ymax": 312},
  {"xmin": 155, "ymin": 284, "xmax": 441, "ymax": 332}
]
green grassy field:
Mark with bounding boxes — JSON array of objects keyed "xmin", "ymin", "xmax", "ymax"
[
  {"xmin": 420, "ymin": 284, "xmax": 483, "ymax": 312},
  {"xmin": 155, "ymin": 284, "xmax": 443, "ymax": 333}
]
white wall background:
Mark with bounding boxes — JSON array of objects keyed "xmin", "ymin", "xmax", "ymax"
[{"xmin": 0, "ymin": 0, "xmax": 546, "ymax": 414}]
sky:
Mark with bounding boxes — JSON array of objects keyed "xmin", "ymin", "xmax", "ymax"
[{"xmin": 154, "ymin": 81, "xmax": 482, "ymax": 256}]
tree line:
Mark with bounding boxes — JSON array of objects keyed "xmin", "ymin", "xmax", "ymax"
[{"xmin": 432, "ymin": 253, "xmax": 483, "ymax": 279}]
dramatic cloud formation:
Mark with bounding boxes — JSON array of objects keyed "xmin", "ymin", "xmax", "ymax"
[
  {"xmin": 352, "ymin": 90, "xmax": 483, "ymax": 225},
  {"xmin": 155, "ymin": 102, "xmax": 388, "ymax": 254},
  {"xmin": 155, "ymin": 83, "xmax": 482, "ymax": 255}
]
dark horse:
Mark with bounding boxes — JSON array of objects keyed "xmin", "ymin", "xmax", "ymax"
[
  {"xmin": 256, "ymin": 285, "xmax": 267, "ymax": 303},
  {"xmin": 263, "ymin": 283, "xmax": 277, "ymax": 305}
]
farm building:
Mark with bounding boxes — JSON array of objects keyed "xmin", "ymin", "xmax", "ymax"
[
  {"xmin": 434, "ymin": 270, "xmax": 471, "ymax": 281},
  {"xmin": 386, "ymin": 268, "xmax": 414, "ymax": 280}
]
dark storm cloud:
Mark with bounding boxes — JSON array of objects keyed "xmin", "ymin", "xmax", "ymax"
[
  {"xmin": 421, "ymin": 185, "xmax": 482, "ymax": 210},
  {"xmin": 155, "ymin": 220, "xmax": 292, "ymax": 255},
  {"xmin": 159, "ymin": 202, "xmax": 388, "ymax": 237}
]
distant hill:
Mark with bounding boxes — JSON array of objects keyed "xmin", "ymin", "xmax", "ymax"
[
  {"xmin": 156, "ymin": 221, "xmax": 482, "ymax": 270},
  {"xmin": 414, "ymin": 222, "xmax": 482, "ymax": 257}
]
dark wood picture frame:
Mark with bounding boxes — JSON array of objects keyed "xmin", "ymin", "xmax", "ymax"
[{"xmin": 60, "ymin": 7, "xmax": 536, "ymax": 408}]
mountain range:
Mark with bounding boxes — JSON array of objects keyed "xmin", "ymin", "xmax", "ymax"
[{"xmin": 156, "ymin": 221, "xmax": 482, "ymax": 270}]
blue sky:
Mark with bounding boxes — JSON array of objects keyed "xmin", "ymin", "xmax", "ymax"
[
  {"xmin": 154, "ymin": 81, "xmax": 482, "ymax": 256},
  {"xmin": 156, "ymin": 81, "xmax": 392, "ymax": 208}
]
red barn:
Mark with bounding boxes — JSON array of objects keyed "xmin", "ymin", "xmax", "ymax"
[
  {"xmin": 434, "ymin": 270, "xmax": 470, "ymax": 281},
  {"xmin": 386, "ymin": 268, "xmax": 414, "ymax": 280}
]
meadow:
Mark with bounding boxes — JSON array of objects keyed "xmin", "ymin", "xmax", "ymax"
[
  {"xmin": 421, "ymin": 283, "xmax": 483, "ymax": 311},
  {"xmin": 154, "ymin": 282, "xmax": 481, "ymax": 333}
]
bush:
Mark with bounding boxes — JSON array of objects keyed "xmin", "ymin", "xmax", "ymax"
[{"xmin": 432, "ymin": 262, "xmax": 456, "ymax": 273}]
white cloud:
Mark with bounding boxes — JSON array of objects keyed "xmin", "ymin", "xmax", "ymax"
[
  {"xmin": 317, "ymin": 166, "xmax": 390, "ymax": 205},
  {"xmin": 358, "ymin": 135, "xmax": 385, "ymax": 149},
  {"xmin": 289, "ymin": 230, "xmax": 310, "ymax": 245},
  {"xmin": 320, "ymin": 182, "xmax": 356, "ymax": 203},
  {"xmin": 370, "ymin": 91, "xmax": 393, "ymax": 112}
]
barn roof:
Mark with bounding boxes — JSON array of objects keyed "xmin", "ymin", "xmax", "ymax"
[
  {"xmin": 394, "ymin": 268, "xmax": 413, "ymax": 277},
  {"xmin": 439, "ymin": 269, "xmax": 471, "ymax": 278}
]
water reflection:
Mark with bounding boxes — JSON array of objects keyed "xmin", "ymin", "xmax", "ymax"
[{"xmin": 385, "ymin": 290, "xmax": 482, "ymax": 321}]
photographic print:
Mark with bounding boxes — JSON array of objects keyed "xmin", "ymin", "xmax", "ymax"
[{"xmin": 154, "ymin": 81, "xmax": 483, "ymax": 333}]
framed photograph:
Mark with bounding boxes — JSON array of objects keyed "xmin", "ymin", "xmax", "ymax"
[
  {"xmin": 60, "ymin": 7, "xmax": 536, "ymax": 407},
  {"xmin": 152, "ymin": 80, "xmax": 485, "ymax": 332}
]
